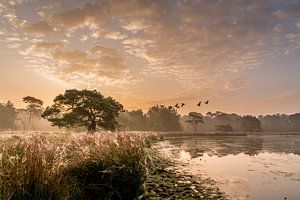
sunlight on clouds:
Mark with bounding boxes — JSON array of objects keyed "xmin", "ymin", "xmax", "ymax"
[
  {"xmin": 24, "ymin": 21, "xmax": 53, "ymax": 35},
  {"xmin": 0, "ymin": 0, "xmax": 300, "ymax": 112},
  {"xmin": 34, "ymin": 41, "xmax": 64, "ymax": 50},
  {"xmin": 80, "ymin": 35, "xmax": 88, "ymax": 42},
  {"xmin": 50, "ymin": 3, "xmax": 105, "ymax": 30},
  {"xmin": 122, "ymin": 20, "xmax": 148, "ymax": 32}
]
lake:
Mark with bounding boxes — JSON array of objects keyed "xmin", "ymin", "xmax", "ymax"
[{"xmin": 155, "ymin": 134, "xmax": 300, "ymax": 200}]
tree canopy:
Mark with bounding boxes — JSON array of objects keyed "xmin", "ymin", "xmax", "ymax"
[
  {"xmin": 215, "ymin": 124, "xmax": 233, "ymax": 133},
  {"xmin": 185, "ymin": 112, "xmax": 203, "ymax": 133},
  {"xmin": 240, "ymin": 115, "xmax": 262, "ymax": 133},
  {"xmin": 23, "ymin": 96, "xmax": 43, "ymax": 130},
  {"xmin": 0, "ymin": 101, "xmax": 17, "ymax": 130},
  {"xmin": 147, "ymin": 105, "xmax": 182, "ymax": 132},
  {"xmin": 42, "ymin": 89, "xmax": 123, "ymax": 132},
  {"xmin": 289, "ymin": 113, "xmax": 300, "ymax": 131},
  {"xmin": 118, "ymin": 109, "xmax": 148, "ymax": 131}
]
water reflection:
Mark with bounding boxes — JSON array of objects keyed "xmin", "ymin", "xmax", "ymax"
[
  {"xmin": 156, "ymin": 135, "xmax": 300, "ymax": 200},
  {"xmin": 166, "ymin": 135, "xmax": 300, "ymax": 158}
]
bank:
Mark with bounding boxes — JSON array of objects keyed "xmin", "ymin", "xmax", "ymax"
[{"xmin": 142, "ymin": 147, "xmax": 228, "ymax": 200}]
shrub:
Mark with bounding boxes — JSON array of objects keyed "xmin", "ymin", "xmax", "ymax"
[{"xmin": 63, "ymin": 134, "xmax": 147, "ymax": 200}]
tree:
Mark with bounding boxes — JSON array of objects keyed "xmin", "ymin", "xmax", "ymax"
[
  {"xmin": 147, "ymin": 105, "xmax": 182, "ymax": 132},
  {"xmin": 289, "ymin": 113, "xmax": 300, "ymax": 131},
  {"xmin": 185, "ymin": 112, "xmax": 203, "ymax": 133},
  {"xmin": 240, "ymin": 115, "xmax": 262, "ymax": 133},
  {"xmin": 215, "ymin": 124, "xmax": 233, "ymax": 133},
  {"xmin": 0, "ymin": 101, "xmax": 17, "ymax": 130},
  {"xmin": 259, "ymin": 114, "xmax": 291, "ymax": 132},
  {"xmin": 42, "ymin": 89, "xmax": 123, "ymax": 132},
  {"xmin": 118, "ymin": 109, "xmax": 148, "ymax": 131},
  {"xmin": 23, "ymin": 96, "xmax": 43, "ymax": 130}
]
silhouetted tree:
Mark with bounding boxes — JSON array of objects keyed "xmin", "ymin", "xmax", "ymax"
[
  {"xmin": 118, "ymin": 109, "xmax": 148, "ymax": 131},
  {"xmin": 240, "ymin": 115, "xmax": 262, "ymax": 133},
  {"xmin": 0, "ymin": 101, "xmax": 17, "ymax": 130},
  {"xmin": 259, "ymin": 114, "xmax": 291, "ymax": 132},
  {"xmin": 185, "ymin": 112, "xmax": 203, "ymax": 133},
  {"xmin": 147, "ymin": 105, "xmax": 182, "ymax": 132},
  {"xmin": 23, "ymin": 96, "xmax": 43, "ymax": 130},
  {"xmin": 42, "ymin": 89, "xmax": 123, "ymax": 132},
  {"xmin": 289, "ymin": 113, "xmax": 300, "ymax": 131},
  {"xmin": 200, "ymin": 111, "xmax": 240, "ymax": 132},
  {"xmin": 215, "ymin": 124, "xmax": 233, "ymax": 133}
]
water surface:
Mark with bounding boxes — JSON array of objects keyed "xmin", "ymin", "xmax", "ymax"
[{"xmin": 156, "ymin": 135, "xmax": 300, "ymax": 200}]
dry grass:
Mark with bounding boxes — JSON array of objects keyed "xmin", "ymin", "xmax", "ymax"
[{"xmin": 0, "ymin": 131, "xmax": 158, "ymax": 200}]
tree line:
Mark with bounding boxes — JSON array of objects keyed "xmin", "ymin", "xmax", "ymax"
[
  {"xmin": 181, "ymin": 111, "xmax": 300, "ymax": 133},
  {"xmin": 0, "ymin": 89, "xmax": 300, "ymax": 133},
  {"xmin": 0, "ymin": 97, "xmax": 44, "ymax": 131}
]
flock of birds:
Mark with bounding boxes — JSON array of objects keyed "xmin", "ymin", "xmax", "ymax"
[{"xmin": 173, "ymin": 100, "xmax": 209, "ymax": 109}]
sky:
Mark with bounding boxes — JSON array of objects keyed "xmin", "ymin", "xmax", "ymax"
[{"xmin": 0, "ymin": 0, "xmax": 300, "ymax": 116}]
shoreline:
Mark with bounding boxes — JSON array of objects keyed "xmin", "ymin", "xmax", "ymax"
[
  {"xmin": 158, "ymin": 132, "xmax": 300, "ymax": 138},
  {"xmin": 143, "ymin": 149, "xmax": 228, "ymax": 200}
]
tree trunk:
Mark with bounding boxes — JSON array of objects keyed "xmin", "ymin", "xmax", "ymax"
[
  {"xmin": 193, "ymin": 122, "xmax": 197, "ymax": 133},
  {"xmin": 27, "ymin": 111, "xmax": 32, "ymax": 131},
  {"xmin": 88, "ymin": 120, "xmax": 96, "ymax": 133}
]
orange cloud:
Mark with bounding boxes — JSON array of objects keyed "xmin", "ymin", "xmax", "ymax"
[{"xmin": 34, "ymin": 42, "xmax": 64, "ymax": 50}]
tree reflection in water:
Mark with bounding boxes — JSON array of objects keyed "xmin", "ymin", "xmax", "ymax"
[{"xmin": 164, "ymin": 135, "xmax": 300, "ymax": 158}]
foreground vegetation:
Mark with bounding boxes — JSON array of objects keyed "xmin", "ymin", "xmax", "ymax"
[
  {"xmin": 0, "ymin": 132, "xmax": 150, "ymax": 200},
  {"xmin": 0, "ymin": 131, "xmax": 228, "ymax": 200}
]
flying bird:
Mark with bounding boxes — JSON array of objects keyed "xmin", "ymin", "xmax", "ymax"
[
  {"xmin": 197, "ymin": 101, "xmax": 201, "ymax": 106},
  {"xmin": 175, "ymin": 103, "xmax": 180, "ymax": 108},
  {"xmin": 181, "ymin": 103, "xmax": 185, "ymax": 107},
  {"xmin": 204, "ymin": 100, "xmax": 209, "ymax": 104}
]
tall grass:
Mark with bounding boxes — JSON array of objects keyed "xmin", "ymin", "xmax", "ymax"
[{"xmin": 0, "ymin": 132, "xmax": 152, "ymax": 200}]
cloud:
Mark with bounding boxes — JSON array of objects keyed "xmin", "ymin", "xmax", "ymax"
[
  {"xmin": 274, "ymin": 1, "xmax": 300, "ymax": 19},
  {"xmin": 102, "ymin": 31, "xmax": 127, "ymax": 40},
  {"xmin": 5, "ymin": 37, "xmax": 21, "ymax": 42},
  {"xmin": 63, "ymin": 63, "xmax": 93, "ymax": 74},
  {"xmin": 50, "ymin": 3, "xmax": 105, "ymax": 30},
  {"xmin": 1, "ymin": 0, "xmax": 300, "ymax": 103},
  {"xmin": 80, "ymin": 35, "xmax": 88, "ymax": 41},
  {"xmin": 122, "ymin": 20, "xmax": 148, "ymax": 32},
  {"xmin": 91, "ymin": 45, "xmax": 117, "ymax": 54},
  {"xmin": 50, "ymin": 45, "xmax": 131, "ymax": 81},
  {"xmin": 34, "ymin": 41, "xmax": 64, "ymax": 50},
  {"xmin": 99, "ymin": 55, "xmax": 128, "ymax": 70},
  {"xmin": 52, "ymin": 49, "xmax": 88, "ymax": 62},
  {"xmin": 24, "ymin": 21, "xmax": 53, "ymax": 35},
  {"xmin": 90, "ymin": 30, "xmax": 127, "ymax": 40}
]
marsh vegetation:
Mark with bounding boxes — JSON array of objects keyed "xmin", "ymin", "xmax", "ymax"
[{"xmin": 0, "ymin": 132, "xmax": 150, "ymax": 200}]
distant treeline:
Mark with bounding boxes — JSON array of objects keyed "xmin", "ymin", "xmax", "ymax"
[
  {"xmin": 181, "ymin": 111, "xmax": 300, "ymax": 133},
  {"xmin": 119, "ymin": 110, "xmax": 300, "ymax": 133},
  {"xmin": 0, "ymin": 100, "xmax": 56, "ymax": 131},
  {"xmin": 1, "ymin": 98, "xmax": 300, "ymax": 133}
]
